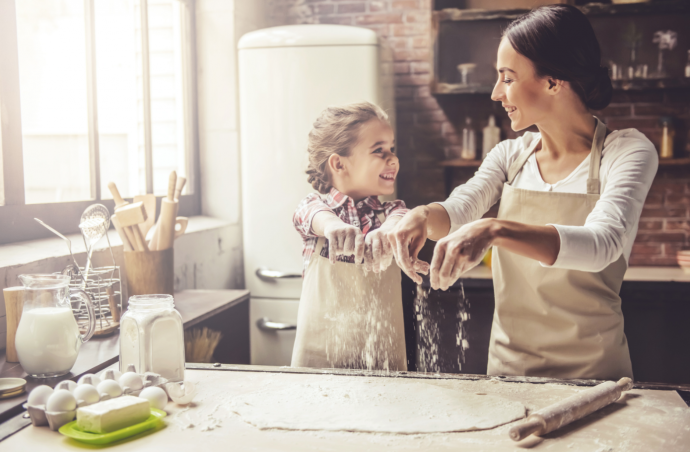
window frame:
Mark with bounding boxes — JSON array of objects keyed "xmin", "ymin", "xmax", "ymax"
[{"xmin": 0, "ymin": 0, "xmax": 201, "ymax": 246}]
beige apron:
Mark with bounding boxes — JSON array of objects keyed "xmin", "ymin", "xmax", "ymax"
[
  {"xmin": 291, "ymin": 233, "xmax": 407, "ymax": 371},
  {"xmin": 489, "ymin": 117, "xmax": 633, "ymax": 380}
]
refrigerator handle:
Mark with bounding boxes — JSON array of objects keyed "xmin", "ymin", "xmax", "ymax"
[
  {"xmin": 256, "ymin": 317, "xmax": 297, "ymax": 331},
  {"xmin": 256, "ymin": 267, "xmax": 302, "ymax": 281}
]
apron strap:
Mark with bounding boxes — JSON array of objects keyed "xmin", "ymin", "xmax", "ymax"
[
  {"xmin": 506, "ymin": 116, "xmax": 606, "ymax": 195},
  {"xmin": 506, "ymin": 137, "xmax": 541, "ymax": 185},
  {"xmin": 586, "ymin": 116, "xmax": 607, "ymax": 195}
]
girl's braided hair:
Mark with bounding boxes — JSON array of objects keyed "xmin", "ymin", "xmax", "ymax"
[{"xmin": 306, "ymin": 102, "xmax": 390, "ymax": 194}]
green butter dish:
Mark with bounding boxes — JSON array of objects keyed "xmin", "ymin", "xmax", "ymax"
[{"xmin": 58, "ymin": 408, "xmax": 167, "ymax": 445}]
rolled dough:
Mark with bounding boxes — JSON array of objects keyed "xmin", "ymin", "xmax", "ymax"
[{"xmin": 231, "ymin": 378, "xmax": 526, "ymax": 434}]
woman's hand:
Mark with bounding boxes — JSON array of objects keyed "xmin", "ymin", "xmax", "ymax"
[
  {"xmin": 322, "ymin": 217, "xmax": 365, "ymax": 264},
  {"xmin": 430, "ymin": 218, "xmax": 497, "ymax": 291},
  {"xmin": 388, "ymin": 206, "xmax": 431, "ymax": 284}
]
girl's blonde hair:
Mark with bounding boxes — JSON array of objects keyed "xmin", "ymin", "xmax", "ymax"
[{"xmin": 306, "ymin": 101, "xmax": 390, "ymax": 194}]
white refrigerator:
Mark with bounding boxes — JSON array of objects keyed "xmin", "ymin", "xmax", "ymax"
[{"xmin": 238, "ymin": 24, "xmax": 395, "ymax": 365}]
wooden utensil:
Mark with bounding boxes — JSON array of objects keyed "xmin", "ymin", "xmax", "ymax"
[
  {"xmin": 134, "ymin": 194, "xmax": 156, "ymax": 239},
  {"xmin": 174, "ymin": 216, "xmax": 188, "ymax": 239},
  {"xmin": 174, "ymin": 176, "xmax": 186, "ymax": 200},
  {"xmin": 3, "ymin": 287, "xmax": 25, "ymax": 363},
  {"xmin": 108, "ymin": 182, "xmax": 138, "ymax": 249},
  {"xmin": 152, "ymin": 171, "xmax": 178, "ymax": 251},
  {"xmin": 508, "ymin": 377, "xmax": 633, "ymax": 441},
  {"xmin": 116, "ymin": 202, "xmax": 149, "ymax": 252},
  {"xmin": 111, "ymin": 214, "xmax": 133, "ymax": 251},
  {"xmin": 107, "ymin": 286, "xmax": 120, "ymax": 323}
]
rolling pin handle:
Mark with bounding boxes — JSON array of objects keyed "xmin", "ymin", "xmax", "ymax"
[
  {"xmin": 616, "ymin": 377, "xmax": 633, "ymax": 392},
  {"xmin": 508, "ymin": 415, "xmax": 546, "ymax": 442}
]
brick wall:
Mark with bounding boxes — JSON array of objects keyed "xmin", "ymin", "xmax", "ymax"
[
  {"xmin": 267, "ymin": 0, "xmax": 690, "ymax": 267},
  {"xmin": 594, "ymin": 90, "xmax": 690, "ymax": 266}
]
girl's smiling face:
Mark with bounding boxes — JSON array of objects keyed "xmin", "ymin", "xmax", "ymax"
[
  {"xmin": 329, "ymin": 119, "xmax": 398, "ymax": 200},
  {"xmin": 491, "ymin": 38, "xmax": 554, "ymax": 131}
]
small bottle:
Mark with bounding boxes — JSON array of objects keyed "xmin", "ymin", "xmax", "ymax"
[
  {"xmin": 461, "ymin": 117, "xmax": 476, "ymax": 160},
  {"xmin": 685, "ymin": 50, "xmax": 690, "ymax": 78},
  {"xmin": 659, "ymin": 117, "xmax": 675, "ymax": 159},
  {"xmin": 482, "ymin": 115, "xmax": 501, "ymax": 159}
]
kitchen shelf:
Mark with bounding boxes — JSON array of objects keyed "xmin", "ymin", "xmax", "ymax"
[
  {"xmin": 659, "ymin": 157, "xmax": 690, "ymax": 166},
  {"xmin": 435, "ymin": 1, "xmax": 690, "ymax": 22},
  {"xmin": 433, "ymin": 78, "xmax": 690, "ymax": 96},
  {"xmin": 439, "ymin": 157, "xmax": 690, "ymax": 196},
  {"xmin": 439, "ymin": 159, "xmax": 482, "ymax": 167}
]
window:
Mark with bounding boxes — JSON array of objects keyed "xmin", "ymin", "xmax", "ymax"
[{"xmin": 0, "ymin": 0, "xmax": 199, "ymax": 244}]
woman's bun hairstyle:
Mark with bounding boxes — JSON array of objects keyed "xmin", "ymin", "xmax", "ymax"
[{"xmin": 504, "ymin": 4, "xmax": 612, "ymax": 111}]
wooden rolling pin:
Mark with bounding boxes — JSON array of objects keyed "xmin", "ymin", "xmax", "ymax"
[
  {"xmin": 3, "ymin": 287, "xmax": 25, "ymax": 363},
  {"xmin": 150, "ymin": 171, "xmax": 178, "ymax": 250},
  {"xmin": 509, "ymin": 377, "xmax": 634, "ymax": 441}
]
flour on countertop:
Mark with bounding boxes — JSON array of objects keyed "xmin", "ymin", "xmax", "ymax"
[{"xmin": 229, "ymin": 377, "xmax": 526, "ymax": 434}]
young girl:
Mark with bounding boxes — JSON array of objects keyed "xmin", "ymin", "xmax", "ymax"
[{"xmin": 291, "ymin": 102, "xmax": 427, "ymax": 371}]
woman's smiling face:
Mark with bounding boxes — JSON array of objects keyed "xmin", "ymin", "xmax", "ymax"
[
  {"xmin": 491, "ymin": 38, "xmax": 553, "ymax": 131},
  {"xmin": 338, "ymin": 118, "xmax": 398, "ymax": 200}
]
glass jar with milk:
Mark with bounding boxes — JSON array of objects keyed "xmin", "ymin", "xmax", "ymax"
[
  {"xmin": 119, "ymin": 294, "xmax": 185, "ymax": 382},
  {"xmin": 15, "ymin": 274, "xmax": 96, "ymax": 378}
]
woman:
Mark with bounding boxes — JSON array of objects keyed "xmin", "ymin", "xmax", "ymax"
[{"xmin": 389, "ymin": 5, "xmax": 657, "ymax": 380}]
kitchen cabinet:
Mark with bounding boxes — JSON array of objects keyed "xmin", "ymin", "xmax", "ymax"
[{"xmin": 403, "ymin": 270, "xmax": 690, "ymax": 386}]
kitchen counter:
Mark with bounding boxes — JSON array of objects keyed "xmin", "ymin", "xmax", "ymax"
[
  {"xmin": 3, "ymin": 364, "xmax": 689, "ymax": 451},
  {"xmin": 459, "ymin": 265, "xmax": 690, "ymax": 282},
  {"xmin": 0, "ymin": 290, "xmax": 249, "ymax": 424}
]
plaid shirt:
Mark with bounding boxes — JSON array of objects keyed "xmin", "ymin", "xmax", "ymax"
[{"xmin": 293, "ymin": 188, "xmax": 408, "ymax": 273}]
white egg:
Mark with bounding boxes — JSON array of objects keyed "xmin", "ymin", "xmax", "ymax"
[
  {"xmin": 119, "ymin": 372, "xmax": 143, "ymax": 391},
  {"xmin": 78, "ymin": 373, "xmax": 101, "ymax": 387},
  {"xmin": 73, "ymin": 384, "xmax": 100, "ymax": 405},
  {"xmin": 27, "ymin": 385, "xmax": 54, "ymax": 406},
  {"xmin": 46, "ymin": 389, "xmax": 77, "ymax": 412},
  {"xmin": 139, "ymin": 387, "xmax": 168, "ymax": 410},
  {"xmin": 57, "ymin": 380, "xmax": 78, "ymax": 392},
  {"xmin": 97, "ymin": 379, "xmax": 123, "ymax": 398}
]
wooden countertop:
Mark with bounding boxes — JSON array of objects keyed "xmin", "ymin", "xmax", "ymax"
[
  {"xmin": 4, "ymin": 364, "xmax": 689, "ymax": 451},
  {"xmin": 0, "ymin": 290, "xmax": 249, "ymax": 424}
]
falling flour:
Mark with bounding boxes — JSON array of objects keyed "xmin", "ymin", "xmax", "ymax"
[
  {"xmin": 321, "ymin": 268, "xmax": 406, "ymax": 372},
  {"xmin": 415, "ymin": 281, "xmax": 470, "ymax": 373}
]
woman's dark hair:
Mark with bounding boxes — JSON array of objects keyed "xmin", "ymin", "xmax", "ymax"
[{"xmin": 503, "ymin": 4, "xmax": 612, "ymax": 110}]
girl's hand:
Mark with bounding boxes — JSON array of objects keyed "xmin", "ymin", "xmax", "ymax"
[
  {"xmin": 430, "ymin": 218, "xmax": 497, "ymax": 291},
  {"xmin": 388, "ymin": 206, "xmax": 430, "ymax": 284},
  {"xmin": 322, "ymin": 219, "xmax": 365, "ymax": 264},
  {"xmin": 363, "ymin": 229, "xmax": 394, "ymax": 273}
]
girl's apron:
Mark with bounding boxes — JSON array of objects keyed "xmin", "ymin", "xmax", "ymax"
[
  {"xmin": 291, "ymin": 229, "xmax": 407, "ymax": 371},
  {"xmin": 489, "ymin": 117, "xmax": 633, "ymax": 380}
]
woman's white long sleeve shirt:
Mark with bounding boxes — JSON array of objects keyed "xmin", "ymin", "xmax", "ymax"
[{"xmin": 437, "ymin": 128, "xmax": 659, "ymax": 272}]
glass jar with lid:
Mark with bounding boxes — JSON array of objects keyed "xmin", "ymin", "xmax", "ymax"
[{"xmin": 119, "ymin": 294, "xmax": 185, "ymax": 382}]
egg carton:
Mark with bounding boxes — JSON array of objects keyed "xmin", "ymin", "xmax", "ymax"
[{"xmin": 23, "ymin": 366, "xmax": 168, "ymax": 431}]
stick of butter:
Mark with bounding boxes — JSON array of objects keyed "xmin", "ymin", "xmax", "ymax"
[{"xmin": 77, "ymin": 395, "xmax": 151, "ymax": 433}]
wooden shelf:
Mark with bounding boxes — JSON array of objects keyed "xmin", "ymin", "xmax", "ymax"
[
  {"xmin": 434, "ymin": 83, "xmax": 494, "ymax": 95},
  {"xmin": 434, "ymin": 78, "xmax": 690, "ymax": 96},
  {"xmin": 435, "ymin": 1, "xmax": 690, "ymax": 22},
  {"xmin": 439, "ymin": 159, "xmax": 482, "ymax": 167},
  {"xmin": 612, "ymin": 78, "xmax": 690, "ymax": 91},
  {"xmin": 659, "ymin": 157, "xmax": 690, "ymax": 166}
]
